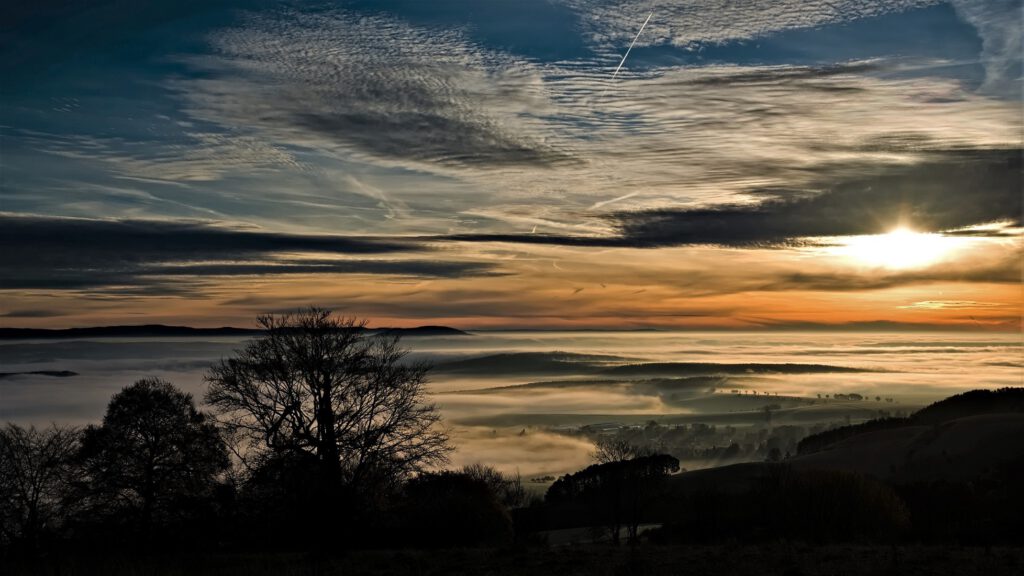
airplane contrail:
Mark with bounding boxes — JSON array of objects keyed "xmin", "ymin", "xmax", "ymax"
[
  {"xmin": 605, "ymin": 11, "xmax": 654, "ymax": 92},
  {"xmin": 590, "ymin": 191, "xmax": 638, "ymax": 209}
]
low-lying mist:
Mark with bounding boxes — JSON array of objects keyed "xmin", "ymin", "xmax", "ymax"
[{"xmin": 1, "ymin": 331, "xmax": 1019, "ymax": 478}]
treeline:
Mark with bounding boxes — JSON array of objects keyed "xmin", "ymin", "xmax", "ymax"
[
  {"xmin": 541, "ymin": 454, "xmax": 679, "ymax": 544},
  {"xmin": 0, "ymin": 309, "xmax": 520, "ymax": 559},
  {"xmin": 0, "ymin": 383, "xmax": 528, "ymax": 555},
  {"xmin": 570, "ymin": 420, "xmax": 844, "ymax": 467}
]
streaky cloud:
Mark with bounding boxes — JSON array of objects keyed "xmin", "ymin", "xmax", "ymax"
[
  {"xmin": 0, "ymin": 215, "xmax": 501, "ymax": 293},
  {"xmin": 434, "ymin": 148, "xmax": 1022, "ymax": 247}
]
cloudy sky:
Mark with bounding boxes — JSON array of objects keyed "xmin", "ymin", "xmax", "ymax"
[{"xmin": 1, "ymin": 0, "xmax": 1021, "ymax": 329}]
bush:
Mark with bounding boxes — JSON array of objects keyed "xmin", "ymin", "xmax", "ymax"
[{"xmin": 390, "ymin": 471, "xmax": 513, "ymax": 548}]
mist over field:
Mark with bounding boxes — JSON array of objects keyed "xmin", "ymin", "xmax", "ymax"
[{"xmin": 3, "ymin": 331, "xmax": 1019, "ymax": 479}]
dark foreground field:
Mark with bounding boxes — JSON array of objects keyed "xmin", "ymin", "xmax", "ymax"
[{"xmin": 8, "ymin": 545, "xmax": 1024, "ymax": 576}]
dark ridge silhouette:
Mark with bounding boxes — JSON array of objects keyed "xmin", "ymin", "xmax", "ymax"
[
  {"xmin": 644, "ymin": 386, "xmax": 1024, "ymax": 544},
  {"xmin": 0, "ymin": 370, "xmax": 78, "ymax": 379},
  {"xmin": 912, "ymin": 387, "xmax": 1024, "ymax": 424},
  {"xmin": 435, "ymin": 353, "xmax": 872, "ymax": 377},
  {"xmin": 0, "ymin": 324, "xmax": 470, "ymax": 339},
  {"xmin": 796, "ymin": 417, "xmax": 913, "ymax": 455},
  {"xmin": 794, "ymin": 413, "xmax": 1024, "ymax": 483},
  {"xmin": 434, "ymin": 352, "xmax": 630, "ymax": 375},
  {"xmin": 456, "ymin": 401, "xmax": 886, "ymax": 428},
  {"xmin": 798, "ymin": 387, "xmax": 1024, "ymax": 454},
  {"xmin": 374, "ymin": 325, "xmax": 471, "ymax": 337},
  {"xmin": 453, "ymin": 378, "xmax": 628, "ymax": 393},
  {"xmin": 653, "ymin": 465, "xmax": 912, "ymax": 544},
  {"xmin": 598, "ymin": 362, "xmax": 876, "ymax": 377},
  {"xmin": 454, "ymin": 376, "xmax": 730, "ymax": 394}
]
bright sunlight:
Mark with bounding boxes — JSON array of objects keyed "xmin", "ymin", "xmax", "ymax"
[{"xmin": 834, "ymin": 227, "xmax": 960, "ymax": 269}]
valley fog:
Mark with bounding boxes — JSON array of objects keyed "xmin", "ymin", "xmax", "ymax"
[{"xmin": 2, "ymin": 331, "xmax": 1020, "ymax": 479}]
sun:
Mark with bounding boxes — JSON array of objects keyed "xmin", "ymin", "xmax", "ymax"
[{"xmin": 835, "ymin": 227, "xmax": 957, "ymax": 269}]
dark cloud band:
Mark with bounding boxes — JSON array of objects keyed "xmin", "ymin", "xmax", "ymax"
[{"xmin": 0, "ymin": 215, "xmax": 499, "ymax": 292}]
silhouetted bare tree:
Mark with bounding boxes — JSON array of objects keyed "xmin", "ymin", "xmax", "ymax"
[
  {"xmin": 462, "ymin": 463, "xmax": 526, "ymax": 509},
  {"xmin": 0, "ymin": 424, "xmax": 79, "ymax": 548},
  {"xmin": 204, "ymin": 308, "xmax": 451, "ymax": 517},
  {"xmin": 592, "ymin": 436, "xmax": 653, "ymax": 464},
  {"xmin": 78, "ymin": 378, "xmax": 228, "ymax": 537}
]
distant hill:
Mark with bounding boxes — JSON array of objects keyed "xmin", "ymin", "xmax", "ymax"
[
  {"xmin": 434, "ymin": 353, "xmax": 872, "ymax": 377},
  {"xmin": 0, "ymin": 370, "xmax": 78, "ymax": 379},
  {"xmin": 374, "ymin": 326, "xmax": 471, "ymax": 337},
  {"xmin": 0, "ymin": 324, "xmax": 470, "ymax": 339},
  {"xmin": 435, "ymin": 352, "xmax": 628, "ymax": 375},
  {"xmin": 798, "ymin": 387, "xmax": 1024, "ymax": 455},
  {"xmin": 598, "ymin": 362, "xmax": 875, "ymax": 377},
  {"xmin": 789, "ymin": 387, "xmax": 1024, "ymax": 482},
  {"xmin": 668, "ymin": 388, "xmax": 1024, "ymax": 490},
  {"xmin": 912, "ymin": 387, "xmax": 1024, "ymax": 424}
]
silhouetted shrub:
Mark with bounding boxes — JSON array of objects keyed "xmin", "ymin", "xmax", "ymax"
[
  {"xmin": 230, "ymin": 450, "xmax": 327, "ymax": 548},
  {"xmin": 391, "ymin": 471, "xmax": 513, "ymax": 548},
  {"xmin": 546, "ymin": 454, "xmax": 679, "ymax": 543},
  {"xmin": 462, "ymin": 463, "xmax": 526, "ymax": 509}
]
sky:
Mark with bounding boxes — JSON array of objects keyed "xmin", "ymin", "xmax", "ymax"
[{"xmin": 1, "ymin": 0, "xmax": 1021, "ymax": 330}]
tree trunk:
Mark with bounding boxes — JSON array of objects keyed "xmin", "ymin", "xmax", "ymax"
[{"xmin": 315, "ymin": 381, "xmax": 343, "ymax": 553}]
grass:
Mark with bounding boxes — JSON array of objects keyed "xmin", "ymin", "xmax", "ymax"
[{"xmin": 7, "ymin": 544, "xmax": 1023, "ymax": 576}]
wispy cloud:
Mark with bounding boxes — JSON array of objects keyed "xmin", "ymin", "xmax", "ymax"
[
  {"xmin": 899, "ymin": 300, "xmax": 1009, "ymax": 310},
  {"xmin": 1, "ymin": 2, "xmax": 1020, "ymax": 329},
  {"xmin": 437, "ymin": 148, "xmax": 1022, "ymax": 247},
  {"xmin": 175, "ymin": 10, "xmax": 572, "ymax": 171},
  {"xmin": 12, "ymin": 6, "xmax": 1015, "ymax": 242},
  {"xmin": 563, "ymin": 1, "xmax": 940, "ymax": 48},
  {"xmin": 950, "ymin": 0, "xmax": 1023, "ymax": 94},
  {"xmin": 17, "ymin": 129, "xmax": 305, "ymax": 183},
  {"xmin": 165, "ymin": 8, "xmax": 1019, "ymax": 237}
]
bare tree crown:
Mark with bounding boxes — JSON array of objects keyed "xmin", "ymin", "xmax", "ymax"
[{"xmin": 205, "ymin": 308, "xmax": 451, "ymax": 488}]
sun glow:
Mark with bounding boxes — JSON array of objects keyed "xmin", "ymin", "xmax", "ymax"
[{"xmin": 836, "ymin": 228, "xmax": 958, "ymax": 269}]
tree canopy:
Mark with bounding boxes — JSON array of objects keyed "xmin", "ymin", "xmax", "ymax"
[
  {"xmin": 205, "ymin": 308, "xmax": 451, "ymax": 499},
  {"xmin": 78, "ymin": 378, "xmax": 228, "ymax": 531}
]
